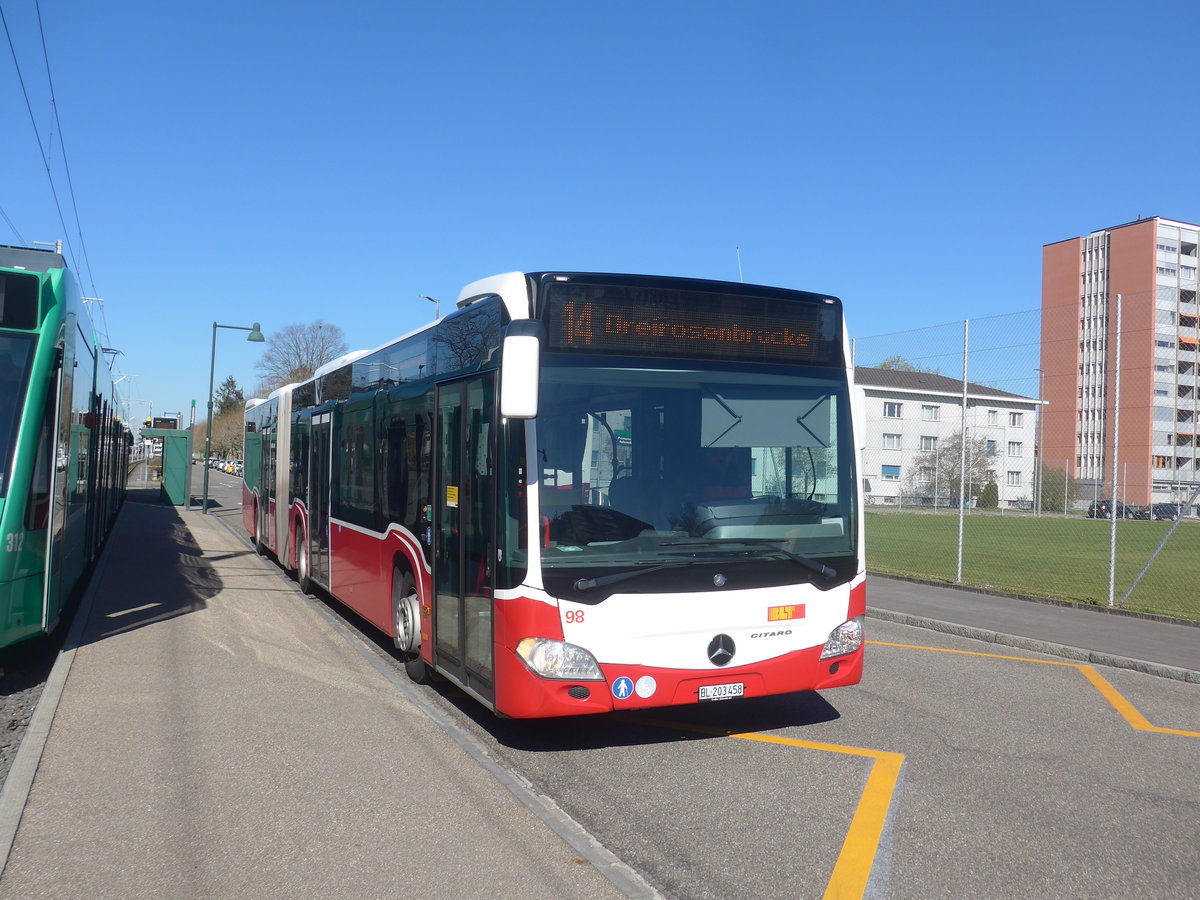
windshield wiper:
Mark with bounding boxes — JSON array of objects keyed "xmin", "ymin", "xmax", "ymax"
[
  {"xmin": 574, "ymin": 561, "xmax": 691, "ymax": 593},
  {"xmin": 660, "ymin": 539, "xmax": 837, "ymax": 579}
]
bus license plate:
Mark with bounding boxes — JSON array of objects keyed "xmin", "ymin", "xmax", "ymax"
[{"xmin": 699, "ymin": 682, "xmax": 744, "ymax": 702}]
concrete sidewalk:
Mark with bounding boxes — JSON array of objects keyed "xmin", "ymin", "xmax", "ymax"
[
  {"xmin": 0, "ymin": 492, "xmax": 643, "ymax": 899},
  {"xmin": 868, "ymin": 574, "xmax": 1200, "ymax": 682}
]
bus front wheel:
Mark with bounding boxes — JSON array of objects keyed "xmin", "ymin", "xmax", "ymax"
[{"xmin": 392, "ymin": 568, "xmax": 431, "ymax": 684}]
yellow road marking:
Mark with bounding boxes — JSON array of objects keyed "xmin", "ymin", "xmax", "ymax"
[
  {"xmin": 635, "ymin": 717, "xmax": 903, "ymax": 900},
  {"xmin": 869, "ymin": 639, "xmax": 1079, "ymax": 666},
  {"xmin": 1074, "ymin": 666, "xmax": 1200, "ymax": 737},
  {"xmin": 868, "ymin": 640, "xmax": 1200, "ymax": 738}
]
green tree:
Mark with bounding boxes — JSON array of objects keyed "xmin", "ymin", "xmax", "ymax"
[
  {"xmin": 1034, "ymin": 463, "xmax": 1078, "ymax": 513},
  {"xmin": 977, "ymin": 480, "xmax": 999, "ymax": 509},
  {"xmin": 875, "ymin": 355, "xmax": 941, "ymax": 374},
  {"xmin": 214, "ymin": 375, "xmax": 244, "ymax": 416}
]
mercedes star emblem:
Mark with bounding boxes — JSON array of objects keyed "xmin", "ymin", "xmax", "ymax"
[{"xmin": 707, "ymin": 634, "xmax": 735, "ymax": 667}]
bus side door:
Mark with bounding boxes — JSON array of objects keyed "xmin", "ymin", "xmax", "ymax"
[
  {"xmin": 433, "ymin": 375, "xmax": 495, "ymax": 703},
  {"xmin": 309, "ymin": 410, "xmax": 333, "ymax": 587}
]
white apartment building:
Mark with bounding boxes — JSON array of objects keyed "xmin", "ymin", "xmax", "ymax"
[{"xmin": 856, "ymin": 367, "xmax": 1042, "ymax": 509}]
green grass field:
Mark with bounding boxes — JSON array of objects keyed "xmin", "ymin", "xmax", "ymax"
[{"xmin": 865, "ymin": 511, "xmax": 1200, "ymax": 621}]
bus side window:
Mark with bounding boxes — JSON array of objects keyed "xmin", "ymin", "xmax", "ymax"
[
  {"xmin": 386, "ymin": 417, "xmax": 407, "ymax": 524},
  {"xmin": 336, "ymin": 402, "xmax": 376, "ymax": 529},
  {"xmin": 411, "ymin": 412, "xmax": 432, "ymax": 532}
]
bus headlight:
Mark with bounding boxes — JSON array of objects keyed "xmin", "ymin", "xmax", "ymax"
[
  {"xmin": 820, "ymin": 616, "xmax": 864, "ymax": 659},
  {"xmin": 515, "ymin": 638, "xmax": 605, "ymax": 680}
]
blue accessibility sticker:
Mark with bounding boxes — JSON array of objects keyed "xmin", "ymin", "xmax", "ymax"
[{"xmin": 611, "ymin": 676, "xmax": 634, "ymax": 700}]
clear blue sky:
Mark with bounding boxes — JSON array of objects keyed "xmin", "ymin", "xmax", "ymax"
[{"xmin": 3, "ymin": 1, "xmax": 1198, "ymax": 425}]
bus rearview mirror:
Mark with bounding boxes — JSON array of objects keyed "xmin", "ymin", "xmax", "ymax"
[{"xmin": 500, "ymin": 331, "xmax": 541, "ymax": 419}]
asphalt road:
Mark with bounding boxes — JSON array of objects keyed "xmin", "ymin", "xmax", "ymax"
[{"xmin": 205, "ymin": 471, "xmax": 1200, "ymax": 899}]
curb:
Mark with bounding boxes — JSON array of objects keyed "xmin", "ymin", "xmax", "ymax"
[
  {"xmin": 868, "ymin": 572, "xmax": 1200, "ymax": 629},
  {"xmin": 867, "ymin": 606, "xmax": 1200, "ymax": 684}
]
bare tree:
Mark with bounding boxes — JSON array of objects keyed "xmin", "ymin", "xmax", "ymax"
[
  {"xmin": 903, "ymin": 430, "xmax": 995, "ymax": 506},
  {"xmin": 253, "ymin": 321, "xmax": 348, "ymax": 395},
  {"xmin": 430, "ymin": 303, "xmax": 501, "ymax": 371},
  {"xmin": 210, "ymin": 410, "xmax": 245, "ymax": 460}
]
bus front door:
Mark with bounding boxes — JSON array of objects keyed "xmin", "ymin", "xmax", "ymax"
[{"xmin": 433, "ymin": 375, "xmax": 495, "ymax": 704}]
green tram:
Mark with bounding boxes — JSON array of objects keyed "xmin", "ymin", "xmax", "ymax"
[{"xmin": 0, "ymin": 245, "xmax": 130, "ymax": 648}]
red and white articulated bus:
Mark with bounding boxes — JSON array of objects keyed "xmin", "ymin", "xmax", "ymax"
[{"xmin": 244, "ymin": 272, "xmax": 866, "ymax": 718}]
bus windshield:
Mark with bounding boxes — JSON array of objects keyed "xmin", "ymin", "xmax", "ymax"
[
  {"xmin": 534, "ymin": 361, "xmax": 857, "ymax": 590},
  {"xmin": 0, "ymin": 333, "xmax": 36, "ymax": 497}
]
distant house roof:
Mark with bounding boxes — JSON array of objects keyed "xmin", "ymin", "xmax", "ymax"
[{"xmin": 854, "ymin": 366, "xmax": 1036, "ymax": 403}]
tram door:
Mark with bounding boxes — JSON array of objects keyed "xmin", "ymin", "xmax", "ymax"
[
  {"xmin": 433, "ymin": 375, "xmax": 495, "ymax": 702},
  {"xmin": 309, "ymin": 411, "xmax": 332, "ymax": 587}
]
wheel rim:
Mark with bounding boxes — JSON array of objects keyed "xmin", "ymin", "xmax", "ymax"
[
  {"xmin": 394, "ymin": 582, "xmax": 420, "ymax": 652},
  {"xmin": 297, "ymin": 529, "xmax": 307, "ymax": 581}
]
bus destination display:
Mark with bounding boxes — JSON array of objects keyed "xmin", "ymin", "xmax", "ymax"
[{"xmin": 544, "ymin": 286, "xmax": 833, "ymax": 365}]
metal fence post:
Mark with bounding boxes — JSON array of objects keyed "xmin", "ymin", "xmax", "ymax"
[
  {"xmin": 956, "ymin": 319, "xmax": 969, "ymax": 583},
  {"xmin": 1107, "ymin": 295, "xmax": 1122, "ymax": 608}
]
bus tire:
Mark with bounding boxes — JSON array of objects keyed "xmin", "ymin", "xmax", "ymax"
[
  {"xmin": 296, "ymin": 524, "xmax": 312, "ymax": 595},
  {"xmin": 254, "ymin": 509, "xmax": 266, "ymax": 557},
  {"xmin": 405, "ymin": 655, "xmax": 433, "ymax": 684},
  {"xmin": 392, "ymin": 568, "xmax": 431, "ymax": 683}
]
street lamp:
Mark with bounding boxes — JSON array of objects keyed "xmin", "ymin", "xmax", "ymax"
[
  {"xmin": 202, "ymin": 321, "xmax": 264, "ymax": 514},
  {"xmin": 420, "ymin": 294, "xmax": 441, "ymax": 319}
]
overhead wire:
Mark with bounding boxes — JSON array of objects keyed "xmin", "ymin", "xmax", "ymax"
[
  {"xmin": 35, "ymin": 0, "xmax": 111, "ymax": 352},
  {"xmin": 0, "ymin": 1, "xmax": 77, "ymax": 268},
  {"xmin": 35, "ymin": 0, "xmax": 98, "ymax": 300},
  {"xmin": 0, "ymin": 205, "xmax": 27, "ymax": 244},
  {"xmin": 1, "ymin": 1, "xmax": 112, "ymax": 354}
]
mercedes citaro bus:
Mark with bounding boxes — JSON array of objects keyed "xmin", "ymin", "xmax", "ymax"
[{"xmin": 245, "ymin": 272, "xmax": 865, "ymax": 717}]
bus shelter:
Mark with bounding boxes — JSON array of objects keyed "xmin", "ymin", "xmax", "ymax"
[{"xmin": 141, "ymin": 428, "xmax": 193, "ymax": 507}]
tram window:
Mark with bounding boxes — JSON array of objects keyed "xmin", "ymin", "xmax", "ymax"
[
  {"xmin": 24, "ymin": 391, "xmax": 54, "ymax": 528},
  {"xmin": 0, "ymin": 273, "xmax": 39, "ymax": 330}
]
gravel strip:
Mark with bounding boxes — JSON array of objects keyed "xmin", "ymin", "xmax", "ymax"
[{"xmin": 0, "ymin": 636, "xmax": 64, "ymax": 789}]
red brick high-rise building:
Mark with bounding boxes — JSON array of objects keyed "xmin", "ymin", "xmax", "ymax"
[{"xmin": 1041, "ymin": 217, "xmax": 1199, "ymax": 508}]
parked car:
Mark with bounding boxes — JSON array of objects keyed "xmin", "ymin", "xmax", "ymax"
[
  {"xmin": 1087, "ymin": 500, "xmax": 1135, "ymax": 519},
  {"xmin": 1150, "ymin": 503, "xmax": 1180, "ymax": 521}
]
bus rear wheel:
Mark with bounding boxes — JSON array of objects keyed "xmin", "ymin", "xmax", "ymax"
[
  {"xmin": 392, "ymin": 568, "xmax": 431, "ymax": 684},
  {"xmin": 295, "ymin": 525, "xmax": 312, "ymax": 595},
  {"xmin": 254, "ymin": 512, "xmax": 265, "ymax": 556}
]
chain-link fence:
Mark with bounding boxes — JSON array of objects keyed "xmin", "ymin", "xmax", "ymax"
[{"xmin": 853, "ymin": 296, "xmax": 1200, "ymax": 622}]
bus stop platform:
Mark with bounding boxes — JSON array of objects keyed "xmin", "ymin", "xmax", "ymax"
[
  {"xmin": 0, "ymin": 490, "xmax": 641, "ymax": 899},
  {"xmin": 0, "ymin": 493, "xmax": 1197, "ymax": 899}
]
